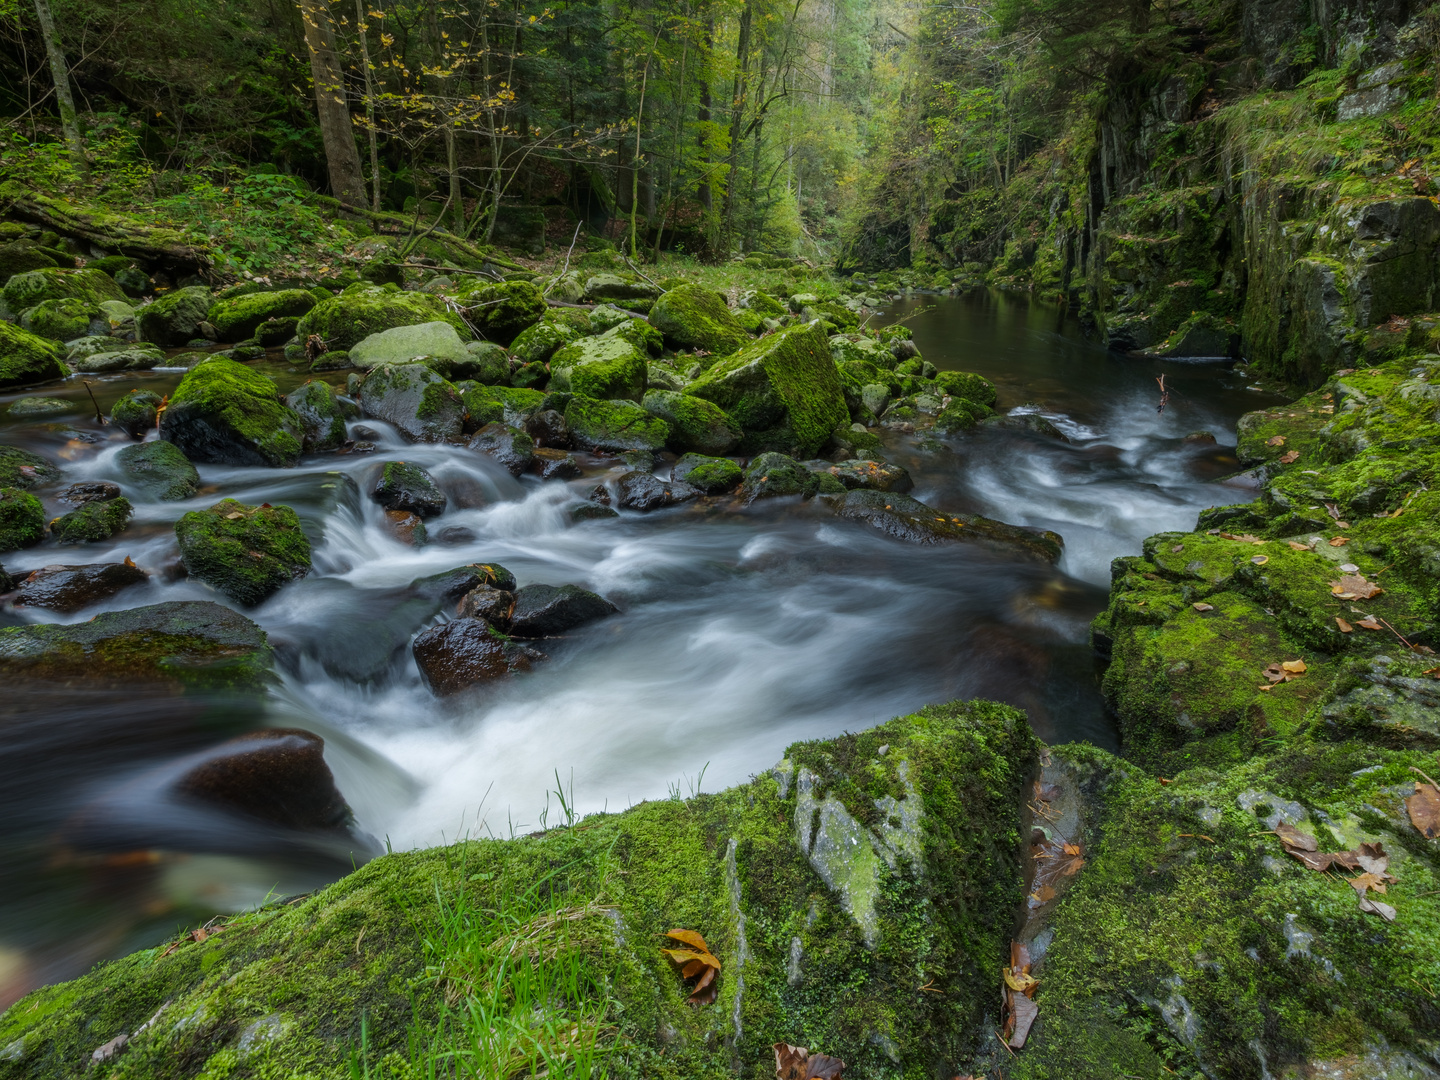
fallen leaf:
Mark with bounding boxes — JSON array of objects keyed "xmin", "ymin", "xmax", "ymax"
[
  {"xmin": 1263, "ymin": 663, "xmax": 1290, "ymax": 684},
  {"xmin": 665, "ymin": 929, "xmax": 720, "ymax": 1005},
  {"xmin": 775, "ymin": 1044, "xmax": 810, "ymax": 1080},
  {"xmin": 1339, "ymin": 563, "xmax": 1360, "ymax": 573},
  {"xmin": 1278, "ymin": 450, "xmax": 1300, "ymax": 464},
  {"xmin": 1033, "ymin": 782, "xmax": 1060, "ymax": 802},
  {"xmin": 1006, "ymin": 989, "xmax": 1039, "ymax": 1048},
  {"xmin": 1266, "ymin": 435, "xmax": 1286, "ymax": 446},
  {"xmin": 1353, "ymin": 841, "xmax": 1391, "ymax": 877},
  {"xmin": 1282, "ymin": 659, "xmax": 1307, "ymax": 674},
  {"xmin": 805, "ymin": 1055, "xmax": 846, "ymax": 1079},
  {"xmin": 1275, "ymin": 822, "xmax": 1318, "ymax": 851},
  {"xmin": 1220, "ymin": 532, "xmax": 1266, "ymax": 544},
  {"xmin": 123, "ymin": 556, "xmax": 137, "ymax": 568},
  {"xmin": 1286, "ymin": 847, "xmax": 1337, "ymax": 871},
  {"xmin": 1357, "ymin": 618, "xmax": 1383, "ymax": 630},
  {"xmin": 665, "ymin": 928, "xmax": 713, "ymax": 954},
  {"xmin": 1349, "ymin": 872, "xmax": 1387, "ymax": 894},
  {"xmin": 1193, "ymin": 602, "xmax": 1214, "ymax": 612},
  {"xmin": 1004, "ymin": 968, "xmax": 1038, "ymax": 993},
  {"xmin": 1357, "ymin": 893, "xmax": 1397, "ymax": 921},
  {"xmin": 1405, "ymin": 782, "xmax": 1440, "ymax": 839},
  {"xmin": 1171, "ymin": 543, "xmax": 1184, "ymax": 553},
  {"xmin": 1288, "ymin": 541, "xmax": 1313, "ymax": 551},
  {"xmin": 1336, "ymin": 617, "xmax": 1353, "ymax": 632},
  {"xmin": 1252, "ymin": 554, "xmax": 1269, "ymax": 565},
  {"xmin": 1329, "ymin": 536, "xmax": 1349, "ymax": 546},
  {"xmin": 1331, "ymin": 574, "xmax": 1383, "ymax": 599}
]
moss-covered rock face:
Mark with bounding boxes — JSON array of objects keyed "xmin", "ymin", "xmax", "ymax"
[
  {"xmin": 641, "ymin": 389, "xmax": 741, "ymax": 455},
  {"xmin": 0, "ymin": 444, "xmax": 60, "ymax": 489},
  {"xmin": 347, "ymin": 320, "xmax": 471, "ymax": 373},
  {"xmin": 456, "ymin": 280, "xmax": 547, "ymax": 345},
  {"xmin": 51, "ymin": 495, "xmax": 133, "ymax": 544},
  {"xmin": 115, "ymin": 440, "xmax": 200, "ymax": 501},
  {"xmin": 932, "ymin": 370, "xmax": 998, "ymax": 408},
  {"xmin": 672, "ymin": 452, "xmax": 743, "ymax": 492},
  {"xmin": 581, "ymin": 272, "xmax": 661, "ymax": 304},
  {"xmin": 19, "ymin": 296, "xmax": 96, "ymax": 341},
  {"xmin": 548, "ymin": 334, "xmax": 647, "ymax": 401},
  {"xmin": 601, "ymin": 316, "xmax": 664, "ymax": 357},
  {"xmin": 647, "ymin": 282, "xmax": 750, "ymax": 355},
  {"xmin": 6, "ymin": 396, "xmax": 71, "ymax": 419},
  {"xmin": 453, "ymin": 340, "xmax": 511, "ymax": 385},
  {"xmin": 0, "ymin": 239, "xmax": 59, "ymax": 284},
  {"xmin": 0, "ymin": 486, "xmax": 45, "ymax": 552},
  {"xmin": 0, "ymin": 321, "xmax": 68, "ymax": 389},
  {"xmin": 285, "ymin": 380, "xmax": 348, "ymax": 452},
  {"xmin": 0, "ymin": 700, "xmax": 1037, "ymax": 1080},
  {"xmin": 70, "ymin": 345, "xmax": 165, "ymax": 374},
  {"xmin": 509, "ymin": 320, "xmax": 579, "ymax": 365},
  {"xmin": 110, "ymin": 390, "xmax": 163, "ymax": 440},
  {"xmin": 0, "ymin": 600, "xmax": 272, "ymax": 691},
  {"xmin": 206, "ymin": 288, "xmax": 318, "ymax": 342},
  {"xmin": 564, "ymin": 395, "xmax": 670, "ymax": 452},
  {"xmin": 295, "ymin": 289, "xmax": 470, "ymax": 352},
  {"xmin": 174, "ymin": 499, "xmax": 313, "ymax": 607},
  {"xmin": 2, "ymin": 267, "xmax": 124, "ymax": 312},
  {"xmin": 135, "ymin": 285, "xmax": 214, "ymax": 346},
  {"xmin": 357, "ymin": 362, "xmax": 464, "ymax": 443},
  {"xmin": 685, "ymin": 322, "xmax": 850, "ymax": 457},
  {"xmin": 159, "ymin": 359, "xmax": 305, "ymax": 468}
]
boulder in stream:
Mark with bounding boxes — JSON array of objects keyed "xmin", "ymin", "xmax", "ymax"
[
  {"xmin": 824, "ymin": 488, "xmax": 1064, "ymax": 561},
  {"xmin": 160, "ymin": 359, "xmax": 305, "ymax": 467},
  {"xmin": 3, "ymin": 267, "xmax": 125, "ymax": 312},
  {"xmin": 174, "ymin": 499, "xmax": 313, "ymax": 606},
  {"xmin": 348, "ymin": 320, "xmax": 471, "ymax": 373},
  {"xmin": 285, "ymin": 380, "xmax": 349, "ymax": 452},
  {"xmin": 3, "ymin": 561, "xmax": 148, "ymax": 612},
  {"xmin": 508, "ymin": 582, "xmax": 618, "ymax": 637},
  {"xmin": 173, "ymin": 728, "xmax": 353, "ymax": 831},
  {"xmin": 467, "ymin": 422, "xmax": 533, "ymax": 476},
  {"xmin": 206, "ymin": 289, "xmax": 317, "ymax": 342},
  {"xmin": 110, "ymin": 390, "xmax": 163, "ymax": 439},
  {"xmin": 615, "ymin": 470, "xmax": 700, "ymax": 511},
  {"xmin": 0, "ymin": 444, "xmax": 60, "ymax": 489},
  {"xmin": 647, "ymin": 282, "xmax": 749, "ymax": 355},
  {"xmin": 0, "ymin": 487, "xmax": 45, "ymax": 552},
  {"xmin": 136, "ymin": 285, "xmax": 213, "ymax": 346},
  {"xmin": 672, "ymin": 453, "xmax": 742, "ymax": 493},
  {"xmin": 412, "ymin": 618, "xmax": 541, "ymax": 695},
  {"xmin": 412, "ymin": 562, "xmax": 517, "ymax": 604},
  {"xmin": 641, "ymin": 389, "xmax": 741, "ymax": 455},
  {"xmin": 372, "ymin": 460, "xmax": 447, "ymax": 517},
  {"xmin": 564, "ymin": 396, "xmax": 669, "ymax": 453},
  {"xmin": 51, "ymin": 494, "xmax": 133, "ymax": 544},
  {"xmin": 295, "ymin": 287, "xmax": 470, "ymax": 352},
  {"xmin": 70, "ymin": 345, "xmax": 164, "ymax": 374},
  {"xmin": 115, "ymin": 440, "xmax": 200, "ymax": 500},
  {"xmin": 548, "ymin": 333, "xmax": 647, "ymax": 401},
  {"xmin": 357, "ymin": 362, "xmax": 464, "ymax": 443}
]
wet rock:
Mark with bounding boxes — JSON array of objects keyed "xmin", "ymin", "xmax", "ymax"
[
  {"xmin": 932, "ymin": 370, "xmax": 997, "ymax": 407},
  {"xmin": 412, "ymin": 618, "xmax": 539, "ymax": 695},
  {"xmin": 172, "ymin": 727, "xmax": 352, "ymax": 830},
  {"xmin": 457, "ymin": 584, "xmax": 515, "ymax": 626},
  {"xmin": 136, "ymin": 285, "xmax": 213, "ymax": 346},
  {"xmin": 174, "ymin": 499, "xmax": 312, "ymax": 606},
  {"xmin": 641, "ymin": 389, "xmax": 741, "ymax": 455},
  {"xmin": 58, "ymin": 480, "xmax": 122, "ymax": 505},
  {"xmin": 0, "ymin": 600, "xmax": 272, "ymax": 690},
  {"xmin": 115, "ymin": 440, "xmax": 200, "ymax": 501},
  {"xmin": 295, "ymin": 287, "xmax": 470, "ymax": 352},
  {"xmin": 0, "ymin": 444, "xmax": 60, "ymax": 489},
  {"xmin": 980, "ymin": 412, "xmax": 1068, "ymax": 440},
  {"xmin": 0, "ymin": 321, "xmax": 68, "ymax": 389},
  {"xmin": 825, "ymin": 489, "xmax": 1064, "ymax": 561},
  {"xmin": 3, "ymin": 267, "xmax": 124, "ymax": 312},
  {"xmin": 357, "ymin": 362, "xmax": 464, "ymax": 443},
  {"xmin": 450, "ymin": 340, "xmax": 510, "ymax": 385},
  {"xmin": 5, "ymin": 561, "xmax": 148, "ymax": 613},
  {"xmin": 508, "ymin": 583, "xmax": 618, "ymax": 637},
  {"xmin": 385, "ymin": 509, "xmax": 427, "ymax": 546},
  {"xmin": 524, "ymin": 408, "xmax": 572, "ymax": 448},
  {"xmin": 0, "ymin": 487, "xmax": 46, "ymax": 552},
  {"xmin": 616, "ymin": 470, "xmax": 701, "ymax": 511},
  {"xmin": 64, "ymin": 334, "xmax": 130, "ymax": 364},
  {"xmin": 819, "ymin": 458, "xmax": 913, "ymax": 493},
  {"xmin": 411, "ymin": 562, "xmax": 517, "ymax": 604},
  {"xmin": 510, "ymin": 321, "xmax": 579, "ymax": 366},
  {"xmin": 434, "ymin": 525, "xmax": 477, "ymax": 545},
  {"xmin": 647, "ymin": 283, "xmax": 749, "ymax": 355},
  {"xmin": 372, "ymin": 461, "xmax": 447, "ymax": 517},
  {"xmin": 510, "ymin": 361, "xmax": 548, "ymax": 389},
  {"xmin": 741, "ymin": 452, "xmax": 843, "ymax": 502},
  {"xmin": 453, "ymin": 280, "xmax": 547, "ymax": 345},
  {"xmin": 110, "ymin": 390, "xmax": 163, "ymax": 439},
  {"xmin": 933, "ymin": 398, "xmax": 992, "ymax": 433},
  {"xmin": 206, "ymin": 288, "xmax": 317, "ymax": 342},
  {"xmin": 548, "ymin": 334, "xmax": 647, "ymax": 401},
  {"xmin": 564, "ymin": 396, "xmax": 670, "ymax": 453},
  {"xmin": 6, "ymin": 396, "xmax": 71, "ymax": 418},
  {"xmin": 160, "ymin": 359, "xmax": 305, "ymax": 467},
  {"xmin": 20, "ymin": 296, "xmax": 98, "ymax": 341},
  {"xmin": 571, "ymin": 502, "xmax": 619, "ymax": 522},
  {"xmin": 70, "ymin": 345, "xmax": 165, "ymax": 373},
  {"xmin": 51, "ymin": 495, "xmax": 132, "ymax": 544},
  {"xmin": 285, "ymin": 380, "xmax": 348, "ymax": 452},
  {"xmin": 255, "ymin": 316, "xmax": 299, "ymax": 347},
  {"xmin": 310, "ymin": 350, "xmax": 351, "ymax": 372},
  {"xmin": 530, "ymin": 447, "xmax": 581, "ymax": 480},
  {"xmin": 672, "ymin": 453, "xmax": 742, "ymax": 493},
  {"xmin": 348, "ymin": 320, "xmax": 471, "ymax": 373},
  {"xmin": 468, "ymin": 422, "xmax": 534, "ymax": 476}
]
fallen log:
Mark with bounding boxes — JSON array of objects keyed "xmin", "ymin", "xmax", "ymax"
[{"xmin": 0, "ymin": 182, "xmax": 208, "ymax": 269}]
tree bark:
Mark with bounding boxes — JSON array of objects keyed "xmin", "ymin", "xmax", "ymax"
[
  {"xmin": 722, "ymin": 0, "xmax": 752, "ymax": 247},
  {"xmin": 696, "ymin": 11, "xmax": 713, "ymax": 213},
  {"xmin": 297, "ymin": 0, "xmax": 367, "ymax": 205},
  {"xmin": 353, "ymin": 0, "xmax": 383, "ymax": 211},
  {"xmin": 31, "ymin": 0, "xmax": 88, "ymax": 179}
]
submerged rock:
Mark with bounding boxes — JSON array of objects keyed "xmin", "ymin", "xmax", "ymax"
[
  {"xmin": 110, "ymin": 390, "xmax": 163, "ymax": 439},
  {"xmin": 6, "ymin": 396, "xmax": 71, "ymax": 419},
  {"xmin": 0, "ymin": 444, "xmax": 60, "ymax": 489},
  {"xmin": 174, "ymin": 499, "xmax": 312, "ymax": 606},
  {"xmin": 173, "ymin": 728, "xmax": 352, "ymax": 831},
  {"xmin": 825, "ymin": 489, "xmax": 1064, "ymax": 560},
  {"xmin": 115, "ymin": 440, "xmax": 200, "ymax": 500},
  {"xmin": 160, "ymin": 359, "xmax": 304, "ymax": 467},
  {"xmin": 372, "ymin": 461, "xmax": 447, "ymax": 517},
  {"xmin": 4, "ymin": 561, "xmax": 148, "ymax": 612},
  {"xmin": 508, "ymin": 583, "xmax": 617, "ymax": 637}
]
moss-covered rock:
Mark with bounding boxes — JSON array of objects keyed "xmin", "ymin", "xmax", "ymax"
[
  {"xmin": 110, "ymin": 390, "xmax": 164, "ymax": 440},
  {"xmin": 348, "ymin": 320, "xmax": 472, "ymax": 374},
  {"xmin": 115, "ymin": 440, "xmax": 201, "ymax": 501},
  {"xmin": 0, "ymin": 444, "xmax": 60, "ymax": 489},
  {"xmin": 357, "ymin": 362, "xmax": 464, "ymax": 442},
  {"xmin": 70, "ymin": 345, "xmax": 165, "ymax": 374},
  {"xmin": 136, "ymin": 285, "xmax": 214, "ymax": 346},
  {"xmin": 933, "ymin": 370, "xmax": 998, "ymax": 408},
  {"xmin": 510, "ymin": 320, "xmax": 579, "ymax": 365},
  {"xmin": 456, "ymin": 280, "xmax": 547, "ymax": 345},
  {"xmin": 0, "ymin": 239, "xmax": 59, "ymax": 284},
  {"xmin": 285, "ymin": 380, "xmax": 349, "ymax": 452},
  {"xmin": 0, "ymin": 486, "xmax": 45, "ymax": 552},
  {"xmin": 296, "ymin": 289, "xmax": 470, "ymax": 352},
  {"xmin": 50, "ymin": 495, "xmax": 133, "ymax": 544},
  {"xmin": 2, "ymin": 267, "xmax": 124, "ymax": 312},
  {"xmin": 600, "ymin": 317, "xmax": 664, "ymax": 357},
  {"xmin": 685, "ymin": 322, "xmax": 849, "ymax": 457},
  {"xmin": 0, "ymin": 699, "xmax": 1037, "ymax": 1080},
  {"xmin": 206, "ymin": 288, "xmax": 318, "ymax": 342},
  {"xmin": 19, "ymin": 296, "xmax": 96, "ymax": 341},
  {"xmin": 6, "ymin": 397, "xmax": 71, "ymax": 419},
  {"xmin": 647, "ymin": 282, "xmax": 750, "ymax": 355},
  {"xmin": 825, "ymin": 488, "xmax": 1065, "ymax": 561},
  {"xmin": 934, "ymin": 397, "xmax": 994, "ymax": 433},
  {"xmin": 564, "ymin": 395, "xmax": 670, "ymax": 452},
  {"xmin": 0, "ymin": 600, "xmax": 272, "ymax": 691},
  {"xmin": 581, "ymin": 272, "xmax": 662, "ymax": 304},
  {"xmin": 0, "ymin": 321, "xmax": 67, "ymax": 389},
  {"xmin": 672, "ymin": 453, "xmax": 743, "ymax": 493},
  {"xmin": 160, "ymin": 359, "xmax": 304, "ymax": 468},
  {"xmin": 175, "ymin": 499, "xmax": 313, "ymax": 606},
  {"xmin": 549, "ymin": 333, "xmax": 648, "ymax": 401},
  {"xmin": 641, "ymin": 389, "xmax": 741, "ymax": 454}
]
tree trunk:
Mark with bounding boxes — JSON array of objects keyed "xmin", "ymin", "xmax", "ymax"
[
  {"xmin": 31, "ymin": 0, "xmax": 88, "ymax": 179},
  {"xmin": 353, "ymin": 0, "xmax": 383, "ymax": 211},
  {"xmin": 297, "ymin": 0, "xmax": 367, "ymax": 205},
  {"xmin": 696, "ymin": 12, "xmax": 713, "ymax": 213},
  {"xmin": 722, "ymin": 0, "xmax": 752, "ymax": 248}
]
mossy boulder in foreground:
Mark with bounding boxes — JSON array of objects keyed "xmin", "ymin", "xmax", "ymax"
[
  {"xmin": 50, "ymin": 495, "xmax": 133, "ymax": 544},
  {"xmin": 357, "ymin": 362, "xmax": 464, "ymax": 442},
  {"xmin": 114, "ymin": 440, "xmax": 200, "ymax": 501},
  {"xmin": 159, "ymin": 359, "xmax": 304, "ymax": 468},
  {"xmin": 686, "ymin": 322, "xmax": 849, "ymax": 457},
  {"xmin": 647, "ymin": 282, "xmax": 750, "ymax": 355},
  {"xmin": 174, "ymin": 499, "xmax": 313, "ymax": 606},
  {"xmin": 206, "ymin": 288, "xmax": 317, "ymax": 342},
  {"xmin": 135, "ymin": 285, "xmax": 213, "ymax": 346},
  {"xmin": 0, "ymin": 700, "xmax": 1038, "ymax": 1080},
  {"xmin": 295, "ymin": 289, "xmax": 470, "ymax": 352},
  {"xmin": 0, "ymin": 321, "xmax": 68, "ymax": 389},
  {"xmin": 0, "ymin": 486, "xmax": 45, "ymax": 552},
  {"xmin": 548, "ymin": 333, "xmax": 647, "ymax": 401}
]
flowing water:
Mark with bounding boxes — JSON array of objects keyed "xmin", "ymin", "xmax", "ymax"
[{"xmin": 0, "ymin": 289, "xmax": 1289, "ymax": 1006}]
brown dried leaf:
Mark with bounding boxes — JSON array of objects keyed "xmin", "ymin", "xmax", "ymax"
[
  {"xmin": 1252, "ymin": 554, "xmax": 1270, "ymax": 565},
  {"xmin": 689, "ymin": 962, "xmax": 718, "ymax": 1005},
  {"xmin": 1286, "ymin": 847, "xmax": 1336, "ymax": 871},
  {"xmin": 1353, "ymin": 841, "xmax": 1390, "ymax": 876},
  {"xmin": 1329, "ymin": 536, "xmax": 1348, "ymax": 546},
  {"xmin": 775, "ymin": 1044, "xmax": 809, "ymax": 1080},
  {"xmin": 1336, "ymin": 617, "xmax": 1353, "ymax": 633},
  {"xmin": 1282, "ymin": 659, "xmax": 1307, "ymax": 674},
  {"xmin": 1358, "ymin": 893, "xmax": 1397, "ymax": 921},
  {"xmin": 1033, "ymin": 782, "xmax": 1060, "ymax": 802},
  {"xmin": 1288, "ymin": 541, "xmax": 1314, "ymax": 551},
  {"xmin": 1007, "ymin": 989, "xmax": 1039, "ymax": 1048},
  {"xmin": 1331, "ymin": 574, "xmax": 1383, "ymax": 599},
  {"xmin": 1357, "ymin": 618, "xmax": 1383, "ymax": 630},
  {"xmin": 1278, "ymin": 450, "xmax": 1300, "ymax": 464},
  {"xmin": 1263, "ymin": 663, "xmax": 1290, "ymax": 684},
  {"xmin": 1266, "ymin": 435, "xmax": 1286, "ymax": 446},
  {"xmin": 666, "ymin": 929, "xmax": 716, "ymax": 958},
  {"xmin": 1275, "ymin": 822, "xmax": 1318, "ymax": 851},
  {"xmin": 1004, "ymin": 968, "xmax": 1039, "ymax": 994},
  {"xmin": 680, "ymin": 958, "xmax": 708, "ymax": 979},
  {"xmin": 805, "ymin": 1054, "xmax": 846, "ymax": 1079},
  {"xmin": 1349, "ymin": 872, "xmax": 1387, "ymax": 894},
  {"xmin": 1220, "ymin": 532, "xmax": 1266, "ymax": 544},
  {"xmin": 1193, "ymin": 602, "xmax": 1214, "ymax": 612},
  {"xmin": 1407, "ymin": 782, "xmax": 1440, "ymax": 840}
]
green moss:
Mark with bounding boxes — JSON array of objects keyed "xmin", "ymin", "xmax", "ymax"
[
  {"xmin": 110, "ymin": 390, "xmax": 162, "ymax": 439},
  {"xmin": 136, "ymin": 285, "xmax": 214, "ymax": 347},
  {"xmin": 647, "ymin": 283, "xmax": 751, "ymax": 355},
  {"xmin": 933, "ymin": 398, "xmax": 993, "ymax": 433},
  {"xmin": 455, "ymin": 280, "xmax": 547, "ymax": 345},
  {"xmin": 0, "ymin": 444, "xmax": 60, "ymax": 489},
  {"xmin": 161, "ymin": 359, "xmax": 304, "ymax": 468},
  {"xmin": 509, "ymin": 320, "xmax": 579, "ymax": 365},
  {"xmin": 673, "ymin": 453, "xmax": 743, "ymax": 493},
  {"xmin": 115, "ymin": 440, "xmax": 201, "ymax": 501},
  {"xmin": 549, "ymin": 334, "xmax": 647, "ymax": 401},
  {"xmin": 296, "ymin": 289, "xmax": 470, "ymax": 351},
  {"xmin": 0, "ymin": 322, "xmax": 67, "ymax": 389},
  {"xmin": 564, "ymin": 395, "xmax": 670, "ymax": 452},
  {"xmin": 18, "ymin": 296, "xmax": 94, "ymax": 341},
  {"xmin": 932, "ymin": 370, "xmax": 997, "ymax": 408},
  {"xmin": 0, "ymin": 486, "xmax": 45, "ymax": 552},
  {"xmin": 174, "ymin": 499, "xmax": 313, "ymax": 606},
  {"xmin": 51, "ymin": 496, "xmax": 133, "ymax": 544},
  {"xmin": 207, "ymin": 289, "xmax": 318, "ymax": 342},
  {"xmin": 641, "ymin": 390, "xmax": 742, "ymax": 455},
  {"xmin": 2, "ymin": 267, "xmax": 124, "ymax": 312},
  {"xmin": 285, "ymin": 380, "xmax": 348, "ymax": 452}
]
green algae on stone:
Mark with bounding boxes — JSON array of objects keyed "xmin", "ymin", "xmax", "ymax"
[
  {"xmin": 347, "ymin": 320, "xmax": 472, "ymax": 373},
  {"xmin": 285, "ymin": 380, "xmax": 349, "ymax": 452},
  {"xmin": 455, "ymin": 279, "xmax": 547, "ymax": 345},
  {"xmin": 2, "ymin": 267, "xmax": 125, "ymax": 312},
  {"xmin": 0, "ymin": 600, "xmax": 273, "ymax": 692},
  {"xmin": 110, "ymin": 390, "xmax": 164, "ymax": 440},
  {"xmin": 115, "ymin": 440, "xmax": 201, "ymax": 501},
  {"xmin": 206, "ymin": 288, "xmax": 318, "ymax": 342},
  {"xmin": 0, "ymin": 486, "xmax": 45, "ymax": 552},
  {"xmin": 509, "ymin": 320, "xmax": 579, "ymax": 366},
  {"xmin": 18, "ymin": 296, "xmax": 95, "ymax": 342},
  {"xmin": 0, "ymin": 321, "xmax": 68, "ymax": 389},
  {"xmin": 6, "ymin": 396, "xmax": 71, "ymax": 419},
  {"xmin": 647, "ymin": 283, "xmax": 750, "ymax": 355},
  {"xmin": 51, "ymin": 496, "xmax": 133, "ymax": 544},
  {"xmin": 0, "ymin": 699, "xmax": 1036, "ymax": 1080},
  {"xmin": 136, "ymin": 285, "xmax": 214, "ymax": 346},
  {"xmin": 357, "ymin": 362, "xmax": 464, "ymax": 442},
  {"xmin": 296, "ymin": 288, "xmax": 470, "ymax": 352},
  {"xmin": 175, "ymin": 499, "xmax": 313, "ymax": 606},
  {"xmin": 0, "ymin": 444, "xmax": 60, "ymax": 489},
  {"xmin": 160, "ymin": 359, "xmax": 304, "ymax": 467},
  {"xmin": 685, "ymin": 322, "xmax": 849, "ymax": 457},
  {"xmin": 548, "ymin": 333, "xmax": 648, "ymax": 401},
  {"xmin": 672, "ymin": 452, "xmax": 743, "ymax": 493},
  {"xmin": 564, "ymin": 395, "xmax": 670, "ymax": 452},
  {"xmin": 641, "ymin": 389, "xmax": 742, "ymax": 454}
]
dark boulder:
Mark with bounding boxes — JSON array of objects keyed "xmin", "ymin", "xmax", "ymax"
[
  {"xmin": 456, "ymin": 584, "xmax": 515, "ymax": 626},
  {"xmin": 820, "ymin": 458, "xmax": 914, "ymax": 493},
  {"xmin": 530, "ymin": 447, "xmax": 581, "ymax": 480},
  {"xmin": 468, "ymin": 423, "xmax": 534, "ymax": 476},
  {"xmin": 174, "ymin": 499, "xmax": 312, "ymax": 606},
  {"xmin": 51, "ymin": 495, "xmax": 132, "ymax": 544},
  {"xmin": 524, "ymin": 408, "xmax": 572, "ymax": 448},
  {"xmin": 173, "ymin": 728, "xmax": 352, "ymax": 830},
  {"xmin": 412, "ymin": 618, "xmax": 540, "ymax": 695},
  {"xmin": 110, "ymin": 390, "xmax": 163, "ymax": 440},
  {"xmin": 411, "ymin": 562, "xmax": 517, "ymax": 604},
  {"xmin": 0, "ymin": 444, "xmax": 60, "ymax": 489},
  {"xmin": 58, "ymin": 480, "xmax": 122, "ymax": 505},
  {"xmin": 386, "ymin": 509, "xmax": 427, "ymax": 546},
  {"xmin": 372, "ymin": 460, "xmax": 447, "ymax": 518},
  {"xmin": 824, "ymin": 489, "xmax": 1064, "ymax": 561},
  {"xmin": 4, "ymin": 561, "xmax": 148, "ymax": 613},
  {"xmin": 115, "ymin": 440, "xmax": 200, "ymax": 501},
  {"xmin": 357, "ymin": 362, "xmax": 464, "ymax": 443},
  {"xmin": 672, "ymin": 453, "xmax": 742, "ymax": 493},
  {"xmin": 159, "ymin": 359, "xmax": 304, "ymax": 468},
  {"xmin": 509, "ymin": 583, "xmax": 617, "ymax": 637},
  {"xmin": 616, "ymin": 470, "xmax": 701, "ymax": 511}
]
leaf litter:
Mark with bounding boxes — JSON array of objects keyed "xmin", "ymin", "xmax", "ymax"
[
  {"xmin": 1408, "ymin": 768, "xmax": 1440, "ymax": 840},
  {"xmin": 1272, "ymin": 825, "xmax": 1399, "ymax": 920},
  {"xmin": 774, "ymin": 1043, "xmax": 845, "ymax": 1079},
  {"xmin": 663, "ymin": 928, "xmax": 720, "ymax": 1005}
]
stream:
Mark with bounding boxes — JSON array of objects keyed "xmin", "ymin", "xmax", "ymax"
[{"xmin": 0, "ymin": 289, "xmax": 1290, "ymax": 1007}]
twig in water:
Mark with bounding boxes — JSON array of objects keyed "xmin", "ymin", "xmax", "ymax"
[
  {"xmin": 1156, "ymin": 374, "xmax": 1171, "ymax": 414},
  {"xmin": 81, "ymin": 380, "xmax": 104, "ymax": 425}
]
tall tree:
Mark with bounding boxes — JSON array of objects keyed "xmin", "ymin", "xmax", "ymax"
[
  {"xmin": 30, "ymin": 0, "xmax": 87, "ymax": 179},
  {"xmin": 297, "ymin": 0, "xmax": 367, "ymax": 205}
]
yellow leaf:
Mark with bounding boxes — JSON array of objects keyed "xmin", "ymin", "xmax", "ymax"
[{"xmin": 1281, "ymin": 659, "xmax": 1307, "ymax": 674}]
